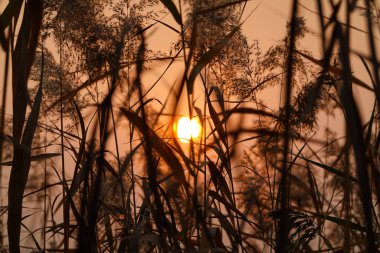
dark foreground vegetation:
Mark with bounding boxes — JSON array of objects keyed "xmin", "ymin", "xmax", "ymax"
[{"xmin": 0, "ymin": 0, "xmax": 379, "ymax": 252}]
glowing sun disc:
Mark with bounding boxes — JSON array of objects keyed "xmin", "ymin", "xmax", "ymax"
[{"xmin": 175, "ymin": 116, "xmax": 202, "ymax": 143}]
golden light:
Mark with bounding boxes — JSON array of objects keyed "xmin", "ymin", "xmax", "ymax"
[{"xmin": 175, "ymin": 116, "xmax": 202, "ymax": 143}]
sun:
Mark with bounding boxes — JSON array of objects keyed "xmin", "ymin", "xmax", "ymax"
[{"xmin": 175, "ymin": 116, "xmax": 202, "ymax": 143}]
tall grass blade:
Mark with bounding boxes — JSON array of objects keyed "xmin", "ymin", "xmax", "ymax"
[
  {"xmin": 8, "ymin": 1, "xmax": 42, "ymax": 251},
  {"xmin": 187, "ymin": 26, "xmax": 240, "ymax": 94},
  {"xmin": 159, "ymin": 0, "xmax": 182, "ymax": 25},
  {"xmin": 121, "ymin": 108, "xmax": 189, "ymax": 188},
  {"xmin": 1, "ymin": 153, "xmax": 61, "ymax": 166},
  {"xmin": 0, "ymin": 1, "xmax": 22, "ymax": 50},
  {"xmin": 277, "ymin": 1, "xmax": 298, "ymax": 251}
]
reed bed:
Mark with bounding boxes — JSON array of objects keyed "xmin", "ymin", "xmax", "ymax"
[{"xmin": 0, "ymin": 0, "xmax": 379, "ymax": 252}]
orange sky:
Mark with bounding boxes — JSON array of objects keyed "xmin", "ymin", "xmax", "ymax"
[{"xmin": 0, "ymin": 0, "xmax": 378, "ymax": 142}]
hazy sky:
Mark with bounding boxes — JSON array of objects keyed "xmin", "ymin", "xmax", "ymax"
[
  {"xmin": 143, "ymin": 0, "xmax": 378, "ymax": 122},
  {"xmin": 0, "ymin": 0, "xmax": 378, "ymax": 131}
]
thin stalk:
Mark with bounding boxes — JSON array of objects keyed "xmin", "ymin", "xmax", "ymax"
[
  {"xmin": 59, "ymin": 21, "xmax": 69, "ymax": 251},
  {"xmin": 338, "ymin": 11, "xmax": 378, "ymax": 253},
  {"xmin": 277, "ymin": 1, "xmax": 298, "ymax": 252},
  {"xmin": 0, "ymin": 21, "xmax": 11, "ymax": 250},
  {"xmin": 364, "ymin": 0, "xmax": 380, "ymax": 109}
]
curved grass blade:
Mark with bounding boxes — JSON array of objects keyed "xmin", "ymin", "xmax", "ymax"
[
  {"xmin": 1, "ymin": 152, "xmax": 61, "ymax": 166},
  {"xmin": 296, "ymin": 50, "xmax": 374, "ymax": 92},
  {"xmin": 206, "ymin": 89, "xmax": 228, "ymax": 149},
  {"xmin": 207, "ymin": 159, "xmax": 233, "ymax": 204},
  {"xmin": 121, "ymin": 108, "xmax": 189, "ymax": 189},
  {"xmin": 310, "ymin": 212, "xmax": 368, "ymax": 233},
  {"xmin": 299, "ymin": 156, "xmax": 359, "ymax": 183},
  {"xmin": 187, "ymin": 25, "xmax": 240, "ymax": 94},
  {"xmin": 209, "ymin": 208, "xmax": 242, "ymax": 249},
  {"xmin": 159, "ymin": 0, "xmax": 182, "ymax": 25},
  {"xmin": 8, "ymin": 2, "xmax": 43, "ymax": 250},
  {"xmin": 0, "ymin": 1, "xmax": 23, "ymax": 50}
]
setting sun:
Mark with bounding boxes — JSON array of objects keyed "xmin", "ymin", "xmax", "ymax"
[{"xmin": 175, "ymin": 116, "xmax": 202, "ymax": 143}]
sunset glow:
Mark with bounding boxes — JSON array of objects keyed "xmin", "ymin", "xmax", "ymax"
[{"xmin": 175, "ymin": 116, "xmax": 202, "ymax": 143}]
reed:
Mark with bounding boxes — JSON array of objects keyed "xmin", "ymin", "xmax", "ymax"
[{"xmin": 0, "ymin": 0, "xmax": 379, "ymax": 252}]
